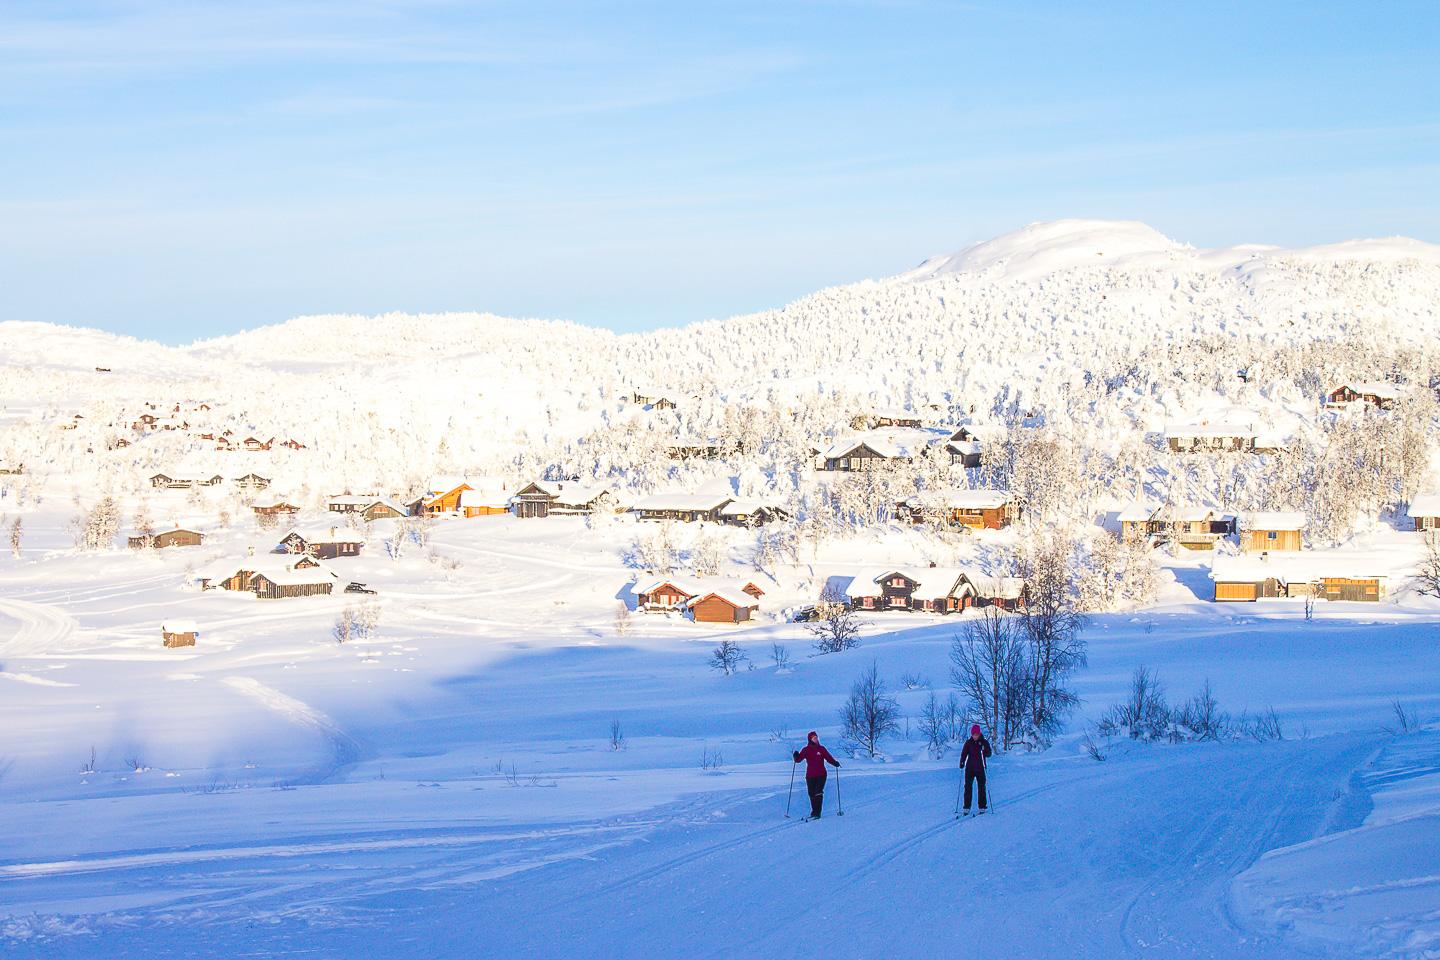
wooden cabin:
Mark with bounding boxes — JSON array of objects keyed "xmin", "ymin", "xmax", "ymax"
[
  {"xmin": 150, "ymin": 472, "xmax": 224, "ymax": 490},
  {"xmin": 687, "ymin": 591, "xmax": 759, "ymax": 624},
  {"xmin": 408, "ymin": 482, "xmax": 473, "ymax": 516},
  {"xmin": 161, "ymin": 620, "xmax": 197, "ymax": 648},
  {"xmin": 242, "ymin": 436, "xmax": 273, "ymax": 452},
  {"xmin": 232, "ymin": 473, "xmax": 272, "ymax": 490},
  {"xmin": 250, "ymin": 569, "xmax": 336, "ymax": 599},
  {"xmin": 843, "ymin": 567, "xmax": 1023, "ymax": 613},
  {"xmin": 1147, "ymin": 506, "xmax": 1236, "ymax": 550},
  {"xmin": 253, "ymin": 501, "xmax": 302, "ymax": 518},
  {"xmin": 1212, "ymin": 557, "xmax": 1384, "ymax": 603},
  {"xmin": 0, "ymin": 460, "xmax": 24, "ymax": 476},
  {"xmin": 128, "ymin": 528, "xmax": 205, "ymax": 550},
  {"xmin": 362, "ymin": 499, "xmax": 407, "ymax": 522},
  {"xmin": 511, "ymin": 481, "xmax": 612, "ymax": 518},
  {"xmin": 1240, "ymin": 512, "xmax": 1305, "ymax": 553},
  {"xmin": 897, "ymin": 490, "xmax": 1017, "ymax": 530},
  {"xmin": 821, "ymin": 441, "xmax": 894, "ymax": 472},
  {"xmin": 459, "ymin": 488, "xmax": 510, "ymax": 517},
  {"xmin": 280, "ymin": 438, "xmax": 307, "ymax": 450},
  {"xmin": 634, "ymin": 578, "xmax": 765, "ymax": 618},
  {"xmin": 280, "ymin": 527, "xmax": 364, "ymax": 560},
  {"xmin": 1325, "ymin": 382, "xmax": 1400, "ymax": 410},
  {"xmin": 633, "ymin": 493, "xmax": 734, "ymax": 523},
  {"xmin": 718, "ymin": 499, "xmax": 790, "ymax": 526},
  {"xmin": 945, "ymin": 428, "xmax": 983, "ymax": 468},
  {"xmin": 635, "ymin": 579, "xmax": 697, "ymax": 612},
  {"xmin": 1409, "ymin": 494, "xmax": 1440, "ymax": 534}
]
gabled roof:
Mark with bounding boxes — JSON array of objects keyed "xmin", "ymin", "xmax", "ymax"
[
  {"xmin": 1117, "ymin": 500, "xmax": 1158, "ymax": 523},
  {"xmin": 162, "ymin": 619, "xmax": 197, "ymax": 633},
  {"xmin": 685, "ymin": 589, "xmax": 760, "ymax": 610},
  {"xmin": 458, "ymin": 488, "xmax": 510, "ymax": 509},
  {"xmin": 283, "ymin": 526, "xmax": 365, "ymax": 545},
  {"xmin": 633, "ymin": 492, "xmax": 733, "ymax": 512},
  {"xmin": 1409, "ymin": 494, "xmax": 1440, "ymax": 518},
  {"xmin": 1151, "ymin": 504, "xmax": 1219, "ymax": 523},
  {"xmin": 844, "ymin": 567, "xmax": 968, "ymax": 599},
  {"xmin": 902, "ymin": 488, "xmax": 1013, "ymax": 511},
  {"xmin": 633, "ymin": 575, "xmax": 765, "ymax": 601},
  {"xmin": 1245, "ymin": 511, "xmax": 1307, "ymax": 530},
  {"xmin": 823, "ymin": 427, "xmax": 948, "ymax": 461},
  {"xmin": 1332, "ymin": 381, "xmax": 1401, "ymax": 399},
  {"xmin": 518, "ymin": 480, "xmax": 611, "ymax": 506},
  {"xmin": 1211, "ymin": 554, "xmax": 1388, "ymax": 584},
  {"xmin": 718, "ymin": 498, "xmax": 786, "ymax": 516}
]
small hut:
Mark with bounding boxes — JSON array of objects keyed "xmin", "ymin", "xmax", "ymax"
[{"xmin": 161, "ymin": 619, "xmax": 198, "ymax": 648}]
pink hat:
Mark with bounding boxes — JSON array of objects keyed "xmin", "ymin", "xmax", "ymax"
[{"xmin": 971, "ymin": 724, "xmax": 982, "ymax": 736}]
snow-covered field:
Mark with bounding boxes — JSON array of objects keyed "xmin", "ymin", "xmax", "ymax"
[
  {"xmin": 3, "ymin": 220, "xmax": 1440, "ymax": 958},
  {"xmin": 1, "ymin": 505, "xmax": 1438, "ymax": 958}
]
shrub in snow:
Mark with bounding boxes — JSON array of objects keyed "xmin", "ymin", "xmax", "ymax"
[
  {"xmin": 809, "ymin": 589, "xmax": 860, "ymax": 655},
  {"xmin": 708, "ymin": 640, "xmax": 747, "ymax": 676},
  {"xmin": 840, "ymin": 661, "xmax": 901, "ymax": 758}
]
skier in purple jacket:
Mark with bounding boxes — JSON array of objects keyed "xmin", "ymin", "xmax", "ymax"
[{"xmin": 959, "ymin": 724, "xmax": 992, "ymax": 815}]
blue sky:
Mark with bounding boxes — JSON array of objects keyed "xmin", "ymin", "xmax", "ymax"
[{"xmin": 1, "ymin": 1, "xmax": 1437, "ymax": 342}]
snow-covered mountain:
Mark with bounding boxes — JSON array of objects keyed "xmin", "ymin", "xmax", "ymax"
[{"xmin": 2, "ymin": 219, "xmax": 1438, "ymax": 495}]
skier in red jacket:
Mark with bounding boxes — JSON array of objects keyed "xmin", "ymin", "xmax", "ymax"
[
  {"xmin": 959, "ymin": 724, "xmax": 993, "ymax": 815},
  {"xmin": 793, "ymin": 731, "xmax": 841, "ymax": 818}
]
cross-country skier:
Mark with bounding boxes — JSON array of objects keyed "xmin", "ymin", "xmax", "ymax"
[
  {"xmin": 793, "ymin": 731, "xmax": 840, "ymax": 819},
  {"xmin": 959, "ymin": 724, "xmax": 992, "ymax": 815}
]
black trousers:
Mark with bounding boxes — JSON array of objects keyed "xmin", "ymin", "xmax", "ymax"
[
  {"xmin": 964, "ymin": 769, "xmax": 987, "ymax": 810},
  {"xmin": 806, "ymin": 774, "xmax": 827, "ymax": 817}
]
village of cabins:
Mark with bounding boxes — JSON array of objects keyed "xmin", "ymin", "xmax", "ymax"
[{"xmin": 20, "ymin": 379, "xmax": 1440, "ymax": 648}]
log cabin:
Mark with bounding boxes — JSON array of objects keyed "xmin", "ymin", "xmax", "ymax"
[
  {"xmin": 1147, "ymin": 505, "xmax": 1235, "ymax": 550},
  {"xmin": 717, "ymin": 498, "xmax": 790, "ymax": 526},
  {"xmin": 1409, "ymin": 494, "xmax": 1440, "ymax": 534},
  {"xmin": 252, "ymin": 501, "xmax": 302, "ymax": 518},
  {"xmin": 633, "ymin": 577, "xmax": 765, "ymax": 617},
  {"xmin": 1325, "ymin": 382, "xmax": 1400, "ymax": 410},
  {"xmin": 511, "ymin": 481, "xmax": 613, "ymax": 518},
  {"xmin": 408, "ymin": 480, "xmax": 475, "ymax": 518},
  {"xmin": 280, "ymin": 526, "xmax": 364, "ymax": 560},
  {"xmin": 849, "ymin": 409, "xmax": 923, "ymax": 430},
  {"xmin": 1211, "ymin": 555, "xmax": 1385, "ymax": 602},
  {"xmin": 896, "ymin": 490, "xmax": 1018, "ymax": 529},
  {"xmin": 632, "ymin": 492, "xmax": 734, "ymax": 523},
  {"xmin": 820, "ymin": 428, "xmax": 947, "ymax": 471},
  {"xmin": 0, "ymin": 460, "xmax": 23, "ymax": 475},
  {"xmin": 842, "ymin": 567, "xmax": 1025, "ymax": 613},
  {"xmin": 161, "ymin": 620, "xmax": 197, "ymax": 648},
  {"xmin": 242, "ymin": 436, "xmax": 274, "ymax": 452},
  {"xmin": 1240, "ymin": 512, "xmax": 1306, "ymax": 553},
  {"xmin": 195, "ymin": 554, "xmax": 336, "ymax": 597},
  {"xmin": 128, "ymin": 527, "xmax": 205, "ymax": 550},
  {"xmin": 459, "ymin": 487, "xmax": 511, "ymax": 517},
  {"xmin": 232, "ymin": 473, "xmax": 272, "ymax": 490},
  {"xmin": 150, "ymin": 472, "xmax": 225, "ymax": 490},
  {"xmin": 945, "ymin": 426, "xmax": 983, "ymax": 467},
  {"xmin": 686, "ymin": 589, "xmax": 760, "ymax": 624}
]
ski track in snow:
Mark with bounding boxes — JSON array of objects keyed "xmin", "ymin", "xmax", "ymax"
[
  {"xmin": 220, "ymin": 676, "xmax": 364, "ymax": 783},
  {"xmin": 0, "ymin": 598, "xmax": 78, "ymax": 658}
]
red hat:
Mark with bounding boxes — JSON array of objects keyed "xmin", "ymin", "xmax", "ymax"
[
  {"xmin": 971, "ymin": 724, "xmax": 982, "ymax": 736},
  {"xmin": 807, "ymin": 731, "xmax": 818, "ymax": 741}
]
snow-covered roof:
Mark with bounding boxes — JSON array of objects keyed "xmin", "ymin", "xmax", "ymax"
[
  {"xmin": 844, "ymin": 567, "xmax": 968, "ymax": 599},
  {"xmin": 1152, "ymin": 505, "xmax": 1220, "ymax": 523},
  {"xmin": 194, "ymin": 555, "xmax": 337, "ymax": 586},
  {"xmin": 1409, "ymin": 494, "xmax": 1440, "ymax": 518},
  {"xmin": 633, "ymin": 492, "xmax": 733, "ymax": 512},
  {"xmin": 284, "ymin": 526, "xmax": 365, "ymax": 545},
  {"xmin": 967, "ymin": 575, "xmax": 1026, "ymax": 600},
  {"xmin": 1211, "ymin": 554, "xmax": 1389, "ymax": 584},
  {"xmin": 633, "ymin": 576, "xmax": 764, "ymax": 601},
  {"xmin": 823, "ymin": 427, "xmax": 947, "ymax": 460},
  {"xmin": 684, "ymin": 588, "xmax": 761, "ymax": 610},
  {"xmin": 902, "ymin": 488, "xmax": 1012, "ymax": 510},
  {"xmin": 521, "ymin": 480, "xmax": 610, "ymax": 505},
  {"xmin": 718, "ymin": 498, "xmax": 785, "ymax": 516},
  {"xmin": 161, "ymin": 619, "xmax": 197, "ymax": 633},
  {"xmin": 1245, "ymin": 511, "xmax": 1307, "ymax": 530},
  {"xmin": 1117, "ymin": 500, "xmax": 1158, "ymax": 523},
  {"xmin": 458, "ymin": 488, "xmax": 510, "ymax": 509},
  {"xmin": 1334, "ymin": 381, "xmax": 1401, "ymax": 399}
]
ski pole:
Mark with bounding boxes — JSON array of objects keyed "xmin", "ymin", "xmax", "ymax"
[
  {"xmin": 785, "ymin": 760, "xmax": 797, "ymax": 818},
  {"xmin": 835, "ymin": 766, "xmax": 844, "ymax": 816},
  {"xmin": 954, "ymin": 759, "xmax": 963, "ymax": 818},
  {"xmin": 984, "ymin": 755, "xmax": 993, "ymax": 811}
]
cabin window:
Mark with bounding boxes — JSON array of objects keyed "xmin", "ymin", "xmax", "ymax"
[{"xmin": 1266, "ymin": 531, "xmax": 1277, "ymax": 541}]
